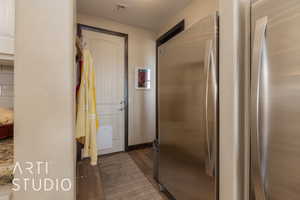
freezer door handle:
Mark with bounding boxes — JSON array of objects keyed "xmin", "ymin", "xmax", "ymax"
[
  {"xmin": 251, "ymin": 16, "xmax": 268, "ymax": 200},
  {"xmin": 204, "ymin": 40, "xmax": 218, "ymax": 177}
]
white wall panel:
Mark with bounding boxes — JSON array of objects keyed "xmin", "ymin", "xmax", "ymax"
[
  {"xmin": 0, "ymin": 0, "xmax": 15, "ymax": 55},
  {"xmin": 0, "ymin": 65, "xmax": 13, "ymax": 108}
]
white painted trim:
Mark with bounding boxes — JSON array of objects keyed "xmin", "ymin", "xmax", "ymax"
[
  {"xmin": 0, "ymin": 54, "xmax": 14, "ymax": 62},
  {"xmin": 0, "ymin": 185, "xmax": 12, "ymax": 200},
  {"xmin": 0, "ymin": 194, "xmax": 10, "ymax": 200}
]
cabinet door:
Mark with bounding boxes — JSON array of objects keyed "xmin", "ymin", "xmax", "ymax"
[{"xmin": 0, "ymin": 0, "xmax": 15, "ymax": 56}]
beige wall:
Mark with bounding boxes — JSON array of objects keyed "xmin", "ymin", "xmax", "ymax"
[
  {"xmin": 158, "ymin": 0, "xmax": 218, "ymax": 36},
  {"xmin": 14, "ymin": 0, "xmax": 75, "ymax": 200},
  {"xmin": 77, "ymin": 14, "xmax": 157, "ymax": 146}
]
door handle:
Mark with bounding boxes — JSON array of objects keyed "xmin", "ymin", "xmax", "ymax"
[
  {"xmin": 204, "ymin": 40, "xmax": 218, "ymax": 177},
  {"xmin": 119, "ymin": 99, "xmax": 127, "ymax": 111},
  {"xmin": 251, "ymin": 16, "xmax": 268, "ymax": 200}
]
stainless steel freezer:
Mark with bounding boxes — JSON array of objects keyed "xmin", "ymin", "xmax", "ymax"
[
  {"xmin": 251, "ymin": 0, "xmax": 300, "ymax": 200},
  {"xmin": 158, "ymin": 14, "xmax": 219, "ymax": 200}
]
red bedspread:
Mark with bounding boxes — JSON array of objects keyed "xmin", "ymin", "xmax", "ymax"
[{"xmin": 0, "ymin": 124, "xmax": 13, "ymax": 140}]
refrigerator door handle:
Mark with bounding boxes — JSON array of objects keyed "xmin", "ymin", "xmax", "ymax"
[
  {"xmin": 251, "ymin": 16, "xmax": 268, "ymax": 200},
  {"xmin": 204, "ymin": 40, "xmax": 217, "ymax": 177}
]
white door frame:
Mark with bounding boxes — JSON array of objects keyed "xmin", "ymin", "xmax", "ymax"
[{"xmin": 78, "ymin": 24, "xmax": 129, "ymax": 152}]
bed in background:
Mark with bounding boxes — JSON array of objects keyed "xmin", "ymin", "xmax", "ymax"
[
  {"xmin": 0, "ymin": 125, "xmax": 13, "ymax": 140},
  {"xmin": 0, "ymin": 108, "xmax": 13, "ymax": 139},
  {"xmin": 0, "ymin": 108, "xmax": 14, "ymax": 186}
]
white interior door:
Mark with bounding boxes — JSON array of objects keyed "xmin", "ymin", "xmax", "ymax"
[
  {"xmin": 0, "ymin": 0, "xmax": 14, "ymax": 55},
  {"xmin": 82, "ymin": 29, "xmax": 125, "ymax": 155}
]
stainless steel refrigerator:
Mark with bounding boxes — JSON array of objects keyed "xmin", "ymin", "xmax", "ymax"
[
  {"xmin": 251, "ymin": 0, "xmax": 300, "ymax": 200},
  {"xmin": 158, "ymin": 14, "xmax": 219, "ymax": 200}
]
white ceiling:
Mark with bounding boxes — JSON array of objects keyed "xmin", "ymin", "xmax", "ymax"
[{"xmin": 77, "ymin": 0, "xmax": 192, "ymax": 32}]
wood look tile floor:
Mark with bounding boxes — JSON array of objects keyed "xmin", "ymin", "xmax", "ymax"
[{"xmin": 77, "ymin": 148, "xmax": 168, "ymax": 200}]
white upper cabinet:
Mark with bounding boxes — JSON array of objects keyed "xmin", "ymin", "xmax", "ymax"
[{"xmin": 0, "ymin": 0, "xmax": 15, "ymax": 60}]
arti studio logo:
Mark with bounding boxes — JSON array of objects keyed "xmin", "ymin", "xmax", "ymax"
[{"xmin": 12, "ymin": 161, "xmax": 72, "ymax": 192}]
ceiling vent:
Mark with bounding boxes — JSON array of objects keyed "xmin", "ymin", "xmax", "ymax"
[{"xmin": 115, "ymin": 4, "xmax": 128, "ymax": 11}]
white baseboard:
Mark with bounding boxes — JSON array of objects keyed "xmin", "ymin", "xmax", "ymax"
[
  {"xmin": 0, "ymin": 185, "xmax": 12, "ymax": 200},
  {"xmin": 0, "ymin": 194, "xmax": 10, "ymax": 200}
]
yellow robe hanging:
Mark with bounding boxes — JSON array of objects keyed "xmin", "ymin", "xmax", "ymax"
[{"xmin": 76, "ymin": 48, "xmax": 99, "ymax": 166}]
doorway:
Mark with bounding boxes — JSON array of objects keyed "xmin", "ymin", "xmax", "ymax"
[{"xmin": 78, "ymin": 24, "xmax": 129, "ymax": 155}]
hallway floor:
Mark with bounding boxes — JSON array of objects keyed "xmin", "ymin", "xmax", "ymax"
[{"xmin": 77, "ymin": 148, "xmax": 168, "ymax": 200}]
